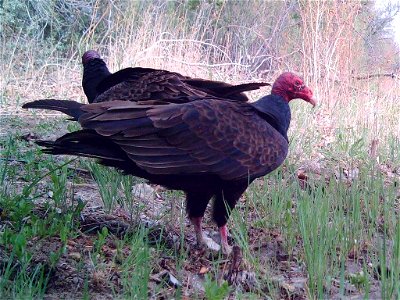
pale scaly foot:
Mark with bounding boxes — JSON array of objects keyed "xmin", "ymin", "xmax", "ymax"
[{"xmin": 191, "ymin": 217, "xmax": 221, "ymax": 252}]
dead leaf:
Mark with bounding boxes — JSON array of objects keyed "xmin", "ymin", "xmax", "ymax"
[
  {"xmin": 68, "ymin": 252, "xmax": 82, "ymax": 261},
  {"xmin": 199, "ymin": 266, "xmax": 209, "ymax": 274}
]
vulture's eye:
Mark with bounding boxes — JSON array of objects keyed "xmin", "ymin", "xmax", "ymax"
[{"xmin": 294, "ymin": 81, "xmax": 305, "ymax": 91}]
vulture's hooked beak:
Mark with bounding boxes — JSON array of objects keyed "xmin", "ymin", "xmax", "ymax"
[{"xmin": 308, "ymin": 97, "xmax": 317, "ymax": 107}]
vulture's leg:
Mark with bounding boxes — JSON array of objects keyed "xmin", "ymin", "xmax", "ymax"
[
  {"xmin": 190, "ymin": 217, "xmax": 220, "ymax": 252},
  {"xmin": 219, "ymin": 224, "xmax": 231, "ymax": 255},
  {"xmin": 186, "ymin": 190, "xmax": 219, "ymax": 251},
  {"xmin": 213, "ymin": 184, "xmax": 248, "ymax": 255}
]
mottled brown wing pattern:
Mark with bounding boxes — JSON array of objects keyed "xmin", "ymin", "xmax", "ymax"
[
  {"xmin": 78, "ymin": 100, "xmax": 288, "ymax": 181},
  {"xmin": 93, "ymin": 71, "xmax": 207, "ymax": 103},
  {"xmin": 156, "ymin": 100, "xmax": 289, "ymax": 179}
]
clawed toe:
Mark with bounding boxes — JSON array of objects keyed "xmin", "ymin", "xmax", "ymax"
[
  {"xmin": 199, "ymin": 235, "xmax": 221, "ymax": 252},
  {"xmin": 221, "ymin": 243, "xmax": 233, "ymax": 255}
]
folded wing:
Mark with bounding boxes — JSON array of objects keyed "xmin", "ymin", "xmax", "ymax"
[
  {"xmin": 93, "ymin": 67, "xmax": 269, "ymax": 103},
  {"xmin": 77, "ymin": 99, "xmax": 288, "ymax": 181}
]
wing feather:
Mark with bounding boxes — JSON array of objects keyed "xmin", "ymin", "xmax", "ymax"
[{"xmin": 78, "ymin": 99, "xmax": 288, "ymax": 180}]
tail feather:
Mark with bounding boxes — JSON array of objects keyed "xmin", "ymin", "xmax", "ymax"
[
  {"xmin": 221, "ymin": 82, "xmax": 271, "ymax": 96},
  {"xmin": 37, "ymin": 129, "xmax": 146, "ymax": 176},
  {"xmin": 22, "ymin": 99, "xmax": 84, "ymax": 121},
  {"xmin": 36, "ymin": 129, "xmax": 126, "ymax": 161}
]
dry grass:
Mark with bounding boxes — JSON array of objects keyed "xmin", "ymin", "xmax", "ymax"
[{"xmin": 1, "ymin": 1, "xmax": 400, "ymax": 299}]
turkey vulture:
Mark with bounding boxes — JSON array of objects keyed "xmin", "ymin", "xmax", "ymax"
[
  {"xmin": 23, "ymin": 72, "xmax": 316, "ymax": 254},
  {"xmin": 82, "ymin": 50, "xmax": 269, "ymax": 104}
]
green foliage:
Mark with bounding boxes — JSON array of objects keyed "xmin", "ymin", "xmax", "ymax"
[
  {"xmin": 87, "ymin": 162, "xmax": 137, "ymax": 213},
  {"xmin": 1, "ymin": 1, "xmax": 400, "ymax": 298},
  {"xmin": 119, "ymin": 229, "xmax": 151, "ymax": 299},
  {"xmin": 204, "ymin": 275, "xmax": 230, "ymax": 300},
  {"xmin": 1, "ymin": 0, "xmax": 94, "ymax": 48},
  {"xmin": 91, "ymin": 227, "xmax": 108, "ymax": 266},
  {"xmin": 1, "ymin": 94, "xmax": 400, "ymax": 299},
  {"xmin": 0, "ymin": 129, "xmax": 85, "ymax": 298}
]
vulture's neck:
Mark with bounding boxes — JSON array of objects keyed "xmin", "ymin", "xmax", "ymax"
[
  {"xmin": 82, "ymin": 59, "xmax": 111, "ymax": 103},
  {"xmin": 251, "ymin": 94, "xmax": 291, "ymax": 142}
]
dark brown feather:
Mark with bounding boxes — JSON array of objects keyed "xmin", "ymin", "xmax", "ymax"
[
  {"xmin": 75, "ymin": 99, "xmax": 288, "ymax": 181},
  {"xmin": 88, "ymin": 64, "xmax": 269, "ymax": 104}
]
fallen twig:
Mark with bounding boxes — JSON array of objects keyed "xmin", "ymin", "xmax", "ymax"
[{"xmin": 353, "ymin": 73, "xmax": 400, "ymax": 80}]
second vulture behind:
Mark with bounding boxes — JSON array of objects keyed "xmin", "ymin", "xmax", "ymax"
[{"xmin": 81, "ymin": 50, "xmax": 269, "ymax": 104}]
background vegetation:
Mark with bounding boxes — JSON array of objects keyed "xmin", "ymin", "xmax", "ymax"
[{"xmin": 1, "ymin": 0, "xmax": 400, "ymax": 299}]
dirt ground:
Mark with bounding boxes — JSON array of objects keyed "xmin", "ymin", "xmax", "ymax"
[{"xmin": 0, "ymin": 114, "xmax": 395, "ymax": 299}]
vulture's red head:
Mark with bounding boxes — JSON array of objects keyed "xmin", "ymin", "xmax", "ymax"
[
  {"xmin": 271, "ymin": 72, "xmax": 316, "ymax": 107},
  {"xmin": 82, "ymin": 50, "xmax": 101, "ymax": 64}
]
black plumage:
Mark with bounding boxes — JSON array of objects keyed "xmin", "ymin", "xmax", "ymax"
[
  {"xmin": 81, "ymin": 50, "xmax": 269, "ymax": 104},
  {"xmin": 23, "ymin": 72, "xmax": 316, "ymax": 254}
]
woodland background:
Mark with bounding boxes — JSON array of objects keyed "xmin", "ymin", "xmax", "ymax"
[{"xmin": 1, "ymin": 1, "xmax": 400, "ymax": 299}]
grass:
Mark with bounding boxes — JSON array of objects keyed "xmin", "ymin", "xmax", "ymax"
[
  {"xmin": 4, "ymin": 96, "xmax": 399, "ymax": 299},
  {"xmin": 1, "ymin": 38, "xmax": 400, "ymax": 296},
  {"xmin": 1, "ymin": 1, "xmax": 400, "ymax": 298}
]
